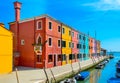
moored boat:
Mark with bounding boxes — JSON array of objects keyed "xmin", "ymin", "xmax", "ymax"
[
  {"xmin": 60, "ymin": 78, "xmax": 76, "ymax": 83},
  {"xmin": 95, "ymin": 64, "xmax": 104, "ymax": 69},
  {"xmin": 74, "ymin": 71, "xmax": 90, "ymax": 81}
]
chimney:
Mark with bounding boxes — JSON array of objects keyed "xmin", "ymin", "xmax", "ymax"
[{"xmin": 14, "ymin": 1, "xmax": 22, "ymax": 22}]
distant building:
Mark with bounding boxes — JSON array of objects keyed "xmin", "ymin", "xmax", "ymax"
[
  {"xmin": 0, "ymin": 23, "xmax": 13, "ymax": 74},
  {"xmin": 97, "ymin": 40, "xmax": 101, "ymax": 56},
  {"xmin": 89, "ymin": 37, "xmax": 94, "ymax": 58}
]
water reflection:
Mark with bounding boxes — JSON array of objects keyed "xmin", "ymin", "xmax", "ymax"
[
  {"xmin": 77, "ymin": 69, "xmax": 101, "ymax": 83},
  {"xmin": 77, "ymin": 52, "xmax": 120, "ymax": 83}
]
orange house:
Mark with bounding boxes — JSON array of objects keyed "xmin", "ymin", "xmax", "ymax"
[{"xmin": 89, "ymin": 37, "xmax": 93, "ymax": 58}]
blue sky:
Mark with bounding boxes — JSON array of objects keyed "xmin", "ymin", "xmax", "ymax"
[{"xmin": 1, "ymin": 0, "xmax": 120, "ymax": 51}]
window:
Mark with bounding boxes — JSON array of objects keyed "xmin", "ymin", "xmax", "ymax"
[
  {"xmin": 37, "ymin": 37, "xmax": 41, "ymax": 44},
  {"xmin": 72, "ymin": 54, "xmax": 75, "ymax": 59},
  {"xmin": 77, "ymin": 54, "xmax": 81, "ymax": 59},
  {"xmin": 49, "ymin": 22, "xmax": 52, "ymax": 30},
  {"xmin": 62, "ymin": 28, "xmax": 65, "ymax": 34},
  {"xmin": 58, "ymin": 54, "xmax": 62, "ymax": 61},
  {"xmin": 79, "ymin": 35, "xmax": 81, "ymax": 39},
  {"xmin": 77, "ymin": 44, "xmax": 80, "ymax": 49},
  {"xmin": 83, "ymin": 54, "xmax": 86, "ymax": 58},
  {"xmin": 69, "ymin": 54, "xmax": 72, "ymax": 60},
  {"xmin": 77, "ymin": 44, "xmax": 81, "ymax": 49},
  {"xmin": 72, "ymin": 32, "xmax": 74, "ymax": 37},
  {"xmin": 58, "ymin": 40, "xmax": 61, "ymax": 47},
  {"xmin": 62, "ymin": 54, "xmax": 66, "ymax": 61},
  {"xmin": 37, "ymin": 55, "xmax": 42, "ymax": 62},
  {"xmin": 48, "ymin": 38, "xmax": 52, "ymax": 46},
  {"xmin": 83, "ymin": 36, "xmax": 86, "ymax": 41},
  {"xmin": 21, "ymin": 39, "xmax": 25, "ymax": 45},
  {"xmin": 69, "ymin": 42, "xmax": 71, "ymax": 48},
  {"xmin": 89, "ymin": 46, "xmax": 91, "ymax": 49},
  {"xmin": 83, "ymin": 45, "xmax": 86, "ymax": 49},
  {"xmin": 80, "ymin": 44, "xmax": 81, "ymax": 49},
  {"xmin": 48, "ymin": 55, "xmax": 53, "ymax": 62},
  {"xmin": 62, "ymin": 40, "xmax": 66, "ymax": 47},
  {"xmin": 37, "ymin": 21, "xmax": 42, "ymax": 30},
  {"xmin": 72, "ymin": 43, "xmax": 74, "ymax": 48},
  {"xmin": 77, "ymin": 54, "xmax": 80, "ymax": 58},
  {"xmin": 69, "ymin": 30, "xmax": 71, "ymax": 36},
  {"xmin": 58, "ymin": 26, "xmax": 61, "ymax": 32}
]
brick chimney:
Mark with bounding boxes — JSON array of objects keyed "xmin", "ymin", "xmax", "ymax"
[{"xmin": 14, "ymin": 1, "xmax": 22, "ymax": 22}]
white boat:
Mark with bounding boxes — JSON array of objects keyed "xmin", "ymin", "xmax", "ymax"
[{"xmin": 60, "ymin": 78, "xmax": 76, "ymax": 83}]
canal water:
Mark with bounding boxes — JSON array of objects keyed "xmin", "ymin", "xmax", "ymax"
[{"xmin": 77, "ymin": 52, "xmax": 120, "ymax": 83}]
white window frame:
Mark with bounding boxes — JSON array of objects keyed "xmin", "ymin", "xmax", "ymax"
[
  {"xmin": 72, "ymin": 32, "xmax": 74, "ymax": 37},
  {"xmin": 36, "ymin": 20, "xmax": 42, "ymax": 30},
  {"xmin": 36, "ymin": 34, "xmax": 42, "ymax": 44},
  {"xmin": 21, "ymin": 39, "xmax": 25, "ymax": 45}
]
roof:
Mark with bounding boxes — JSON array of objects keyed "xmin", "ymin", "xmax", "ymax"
[
  {"xmin": 0, "ymin": 24, "xmax": 13, "ymax": 35},
  {"xmin": 9, "ymin": 14, "xmax": 99, "ymax": 39}
]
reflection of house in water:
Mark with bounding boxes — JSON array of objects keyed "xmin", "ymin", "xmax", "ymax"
[{"xmin": 90, "ymin": 69, "xmax": 101, "ymax": 83}]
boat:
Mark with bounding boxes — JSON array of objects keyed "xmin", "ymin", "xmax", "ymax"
[
  {"xmin": 95, "ymin": 64, "xmax": 104, "ymax": 69},
  {"xmin": 60, "ymin": 78, "xmax": 76, "ymax": 83},
  {"xmin": 109, "ymin": 55, "xmax": 114, "ymax": 59},
  {"xmin": 74, "ymin": 71, "xmax": 90, "ymax": 81},
  {"xmin": 107, "ymin": 77, "xmax": 120, "ymax": 83}
]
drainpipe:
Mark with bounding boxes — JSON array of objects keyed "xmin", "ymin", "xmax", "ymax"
[{"xmin": 34, "ymin": 17, "xmax": 36, "ymax": 68}]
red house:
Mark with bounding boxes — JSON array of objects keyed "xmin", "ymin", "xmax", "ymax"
[{"xmin": 10, "ymin": 1, "xmax": 62, "ymax": 68}]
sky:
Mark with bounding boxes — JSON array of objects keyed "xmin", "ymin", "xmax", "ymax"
[{"xmin": 0, "ymin": 0, "xmax": 120, "ymax": 51}]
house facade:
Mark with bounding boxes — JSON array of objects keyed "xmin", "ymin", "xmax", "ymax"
[{"xmin": 0, "ymin": 23, "xmax": 13, "ymax": 74}]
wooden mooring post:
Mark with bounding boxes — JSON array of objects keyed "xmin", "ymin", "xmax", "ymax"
[
  {"xmin": 50, "ymin": 68, "xmax": 57, "ymax": 83},
  {"xmin": 15, "ymin": 68, "xmax": 20, "ymax": 83}
]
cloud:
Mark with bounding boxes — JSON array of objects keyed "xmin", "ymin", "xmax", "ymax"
[{"xmin": 83, "ymin": 0, "xmax": 120, "ymax": 11}]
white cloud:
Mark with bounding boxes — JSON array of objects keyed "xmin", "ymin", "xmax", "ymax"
[{"xmin": 83, "ymin": 0, "xmax": 120, "ymax": 10}]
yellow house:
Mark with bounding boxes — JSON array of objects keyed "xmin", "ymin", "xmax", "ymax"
[
  {"xmin": 0, "ymin": 23, "xmax": 13, "ymax": 74},
  {"xmin": 62, "ymin": 24, "xmax": 72, "ymax": 65}
]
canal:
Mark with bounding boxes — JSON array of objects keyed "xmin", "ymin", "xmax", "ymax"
[{"xmin": 77, "ymin": 52, "xmax": 119, "ymax": 83}]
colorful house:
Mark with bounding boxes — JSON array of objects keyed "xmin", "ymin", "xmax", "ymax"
[
  {"xmin": 0, "ymin": 23, "xmax": 13, "ymax": 74},
  {"xmin": 93, "ymin": 38, "xmax": 97, "ymax": 57},
  {"xmin": 97, "ymin": 40, "xmax": 101, "ymax": 56},
  {"xmin": 71, "ymin": 29, "xmax": 79, "ymax": 62},
  {"xmin": 78, "ymin": 32, "xmax": 85, "ymax": 61},
  {"xmin": 62, "ymin": 24, "xmax": 72, "ymax": 65},
  {"xmin": 9, "ymin": 1, "xmax": 102, "ymax": 69},
  {"xmin": 89, "ymin": 37, "xmax": 93, "ymax": 58},
  {"xmin": 84, "ymin": 34, "xmax": 89, "ymax": 60}
]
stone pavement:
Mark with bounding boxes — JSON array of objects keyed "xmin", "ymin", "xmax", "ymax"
[{"xmin": 0, "ymin": 56, "xmax": 106, "ymax": 83}]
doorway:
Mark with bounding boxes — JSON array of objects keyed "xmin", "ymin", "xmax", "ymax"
[{"xmin": 54, "ymin": 54, "xmax": 57, "ymax": 66}]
